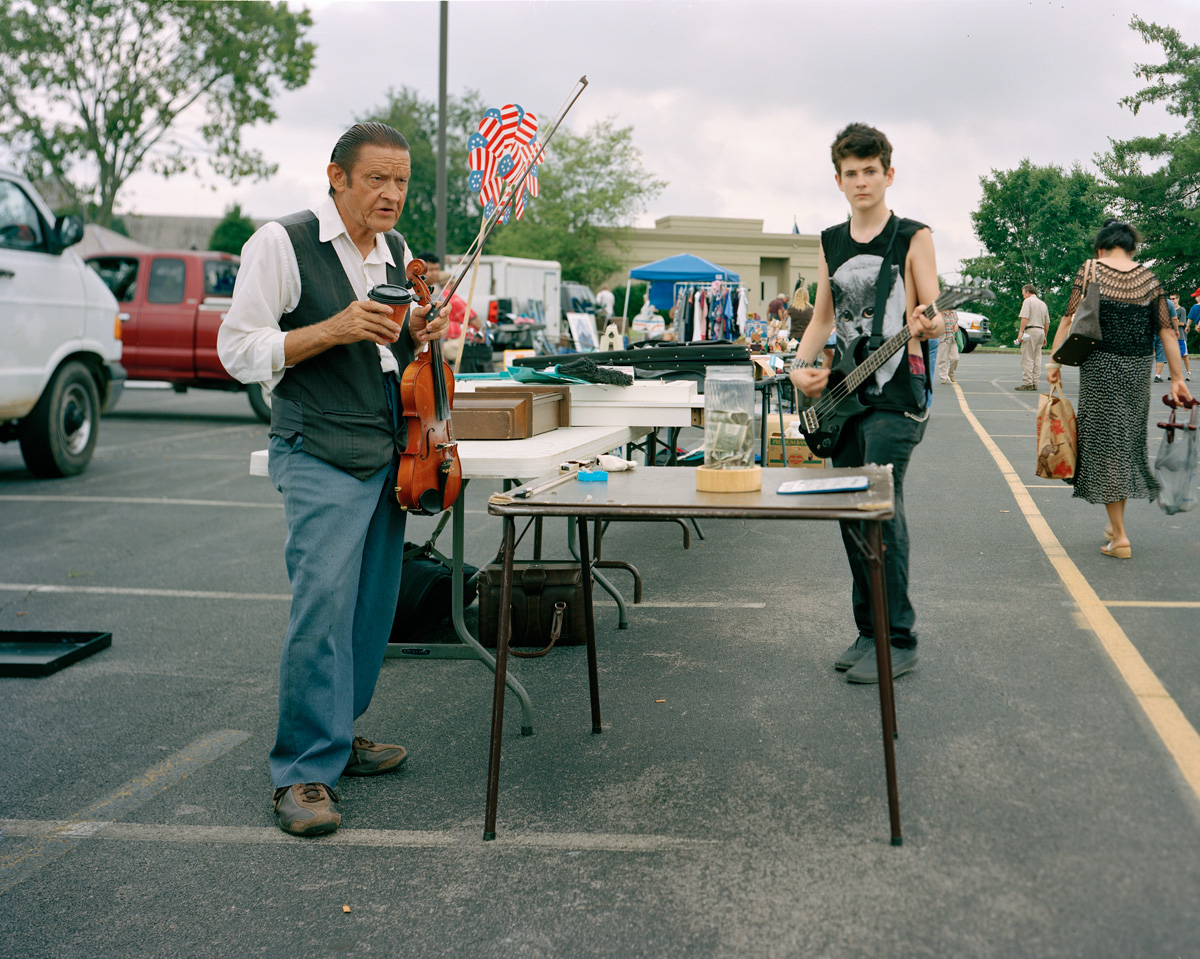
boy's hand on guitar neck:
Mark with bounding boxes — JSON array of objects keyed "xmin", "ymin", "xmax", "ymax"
[{"xmin": 908, "ymin": 305, "xmax": 943, "ymax": 341}]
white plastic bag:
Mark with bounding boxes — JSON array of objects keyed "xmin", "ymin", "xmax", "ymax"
[{"xmin": 1154, "ymin": 402, "xmax": 1199, "ymax": 515}]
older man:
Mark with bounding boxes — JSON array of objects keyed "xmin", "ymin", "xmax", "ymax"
[
  {"xmin": 1015, "ymin": 283, "xmax": 1049, "ymax": 390},
  {"xmin": 218, "ymin": 122, "xmax": 449, "ymax": 837}
]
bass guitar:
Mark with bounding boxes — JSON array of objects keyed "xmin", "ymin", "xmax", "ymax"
[{"xmin": 799, "ymin": 280, "xmax": 995, "ymax": 457}]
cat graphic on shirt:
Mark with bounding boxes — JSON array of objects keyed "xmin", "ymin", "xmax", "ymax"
[{"xmin": 829, "ymin": 254, "xmax": 907, "ymax": 396}]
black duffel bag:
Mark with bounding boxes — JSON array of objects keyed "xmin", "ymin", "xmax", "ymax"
[{"xmin": 389, "ymin": 542, "xmax": 478, "ymax": 643}]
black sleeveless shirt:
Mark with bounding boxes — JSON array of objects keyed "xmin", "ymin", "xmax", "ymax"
[{"xmin": 821, "ymin": 214, "xmax": 929, "ymax": 413}]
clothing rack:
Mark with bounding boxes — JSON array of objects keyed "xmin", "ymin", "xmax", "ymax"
[{"xmin": 670, "ymin": 280, "xmax": 750, "ymax": 343}]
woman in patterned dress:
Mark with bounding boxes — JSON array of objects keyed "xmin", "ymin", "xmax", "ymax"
[{"xmin": 1046, "ymin": 219, "xmax": 1193, "ymax": 559}]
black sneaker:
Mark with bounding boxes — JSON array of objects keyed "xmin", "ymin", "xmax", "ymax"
[
  {"xmin": 845, "ymin": 646, "xmax": 919, "ymax": 684},
  {"xmin": 1154, "ymin": 375, "xmax": 1163, "ymax": 382},
  {"xmin": 835, "ymin": 635, "xmax": 874, "ymax": 671}
]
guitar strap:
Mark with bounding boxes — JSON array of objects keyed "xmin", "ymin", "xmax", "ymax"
[{"xmin": 868, "ymin": 215, "xmax": 901, "ymax": 352}]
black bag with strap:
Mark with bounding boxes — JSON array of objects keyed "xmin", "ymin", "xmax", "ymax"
[
  {"xmin": 1052, "ymin": 259, "xmax": 1103, "ymax": 366},
  {"xmin": 477, "ymin": 561, "xmax": 588, "ymax": 657}
]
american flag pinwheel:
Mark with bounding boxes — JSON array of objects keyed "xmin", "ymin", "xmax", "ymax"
[{"xmin": 466, "ymin": 103, "xmax": 540, "ymax": 224}]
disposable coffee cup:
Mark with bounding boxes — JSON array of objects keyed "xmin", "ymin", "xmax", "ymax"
[{"xmin": 367, "ymin": 284, "xmax": 415, "ymax": 326}]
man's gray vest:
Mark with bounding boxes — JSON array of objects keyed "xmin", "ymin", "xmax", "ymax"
[{"xmin": 269, "ymin": 211, "xmax": 415, "ymax": 480}]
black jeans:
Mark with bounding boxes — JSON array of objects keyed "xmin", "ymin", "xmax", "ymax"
[{"xmin": 832, "ymin": 408, "xmax": 929, "ymax": 649}]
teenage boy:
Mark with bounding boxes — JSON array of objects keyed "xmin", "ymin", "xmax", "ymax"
[{"xmin": 788, "ymin": 123, "xmax": 942, "ymax": 684}]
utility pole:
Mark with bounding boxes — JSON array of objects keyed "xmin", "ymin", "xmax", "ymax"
[{"xmin": 435, "ymin": 0, "xmax": 448, "ymax": 264}]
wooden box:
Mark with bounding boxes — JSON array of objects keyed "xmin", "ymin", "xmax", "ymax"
[
  {"xmin": 451, "ymin": 393, "xmax": 561, "ymax": 440},
  {"xmin": 474, "ymin": 384, "xmax": 571, "ymax": 427}
]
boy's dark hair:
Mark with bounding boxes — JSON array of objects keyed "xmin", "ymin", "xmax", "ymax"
[
  {"xmin": 1093, "ymin": 218, "xmax": 1139, "ymax": 254},
  {"xmin": 328, "ymin": 122, "xmax": 409, "ymax": 196},
  {"xmin": 831, "ymin": 123, "xmax": 893, "ymax": 174}
]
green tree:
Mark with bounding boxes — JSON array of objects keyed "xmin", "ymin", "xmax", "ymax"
[
  {"xmin": 0, "ymin": 0, "xmax": 315, "ymax": 227},
  {"xmin": 1096, "ymin": 17, "xmax": 1200, "ymax": 294},
  {"xmin": 488, "ymin": 118, "xmax": 666, "ymax": 288},
  {"xmin": 360, "ymin": 86, "xmax": 489, "ymax": 259},
  {"xmin": 963, "ymin": 160, "xmax": 1107, "ymax": 344},
  {"xmin": 208, "ymin": 203, "xmax": 257, "ymax": 255}
]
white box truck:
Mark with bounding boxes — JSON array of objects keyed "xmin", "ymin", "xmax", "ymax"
[{"xmin": 447, "ymin": 254, "xmax": 562, "ymax": 342}]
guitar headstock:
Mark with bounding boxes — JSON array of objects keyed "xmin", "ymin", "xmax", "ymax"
[{"xmin": 935, "ymin": 276, "xmax": 996, "ymax": 313}]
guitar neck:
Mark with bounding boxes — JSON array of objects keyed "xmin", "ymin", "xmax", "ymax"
[{"xmin": 842, "ymin": 300, "xmax": 944, "ymax": 393}]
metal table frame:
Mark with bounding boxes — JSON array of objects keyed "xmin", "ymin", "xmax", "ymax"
[
  {"xmin": 483, "ymin": 464, "xmax": 904, "ymax": 845},
  {"xmin": 383, "ymin": 425, "xmax": 650, "ymax": 735}
]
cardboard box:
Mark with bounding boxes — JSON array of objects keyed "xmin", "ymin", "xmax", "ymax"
[
  {"xmin": 756, "ymin": 412, "xmax": 801, "ymax": 440},
  {"xmin": 765, "ymin": 433, "xmax": 825, "ymax": 468}
]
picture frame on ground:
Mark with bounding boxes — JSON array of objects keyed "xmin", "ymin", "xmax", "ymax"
[{"xmin": 566, "ymin": 312, "xmax": 598, "ymax": 352}]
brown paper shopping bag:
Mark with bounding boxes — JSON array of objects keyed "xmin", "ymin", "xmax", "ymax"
[{"xmin": 1036, "ymin": 384, "xmax": 1077, "ymax": 481}]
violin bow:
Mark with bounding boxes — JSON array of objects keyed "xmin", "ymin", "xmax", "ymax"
[{"xmin": 428, "ymin": 75, "xmax": 589, "ymax": 315}]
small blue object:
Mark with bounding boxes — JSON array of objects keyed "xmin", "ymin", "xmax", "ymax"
[{"xmin": 577, "ymin": 469, "xmax": 608, "ymax": 483}]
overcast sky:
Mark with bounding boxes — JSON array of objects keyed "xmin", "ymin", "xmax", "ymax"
[{"xmin": 112, "ymin": 0, "xmax": 1194, "ymax": 276}]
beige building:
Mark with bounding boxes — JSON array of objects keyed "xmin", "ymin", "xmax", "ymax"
[{"xmin": 605, "ymin": 215, "xmax": 820, "ymax": 318}]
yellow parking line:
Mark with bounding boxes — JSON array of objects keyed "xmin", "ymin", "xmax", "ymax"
[
  {"xmin": 951, "ymin": 382, "xmax": 1200, "ymax": 803},
  {"xmin": 1104, "ymin": 601, "xmax": 1200, "ymax": 609}
]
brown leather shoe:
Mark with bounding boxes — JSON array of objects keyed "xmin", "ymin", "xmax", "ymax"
[
  {"xmin": 273, "ymin": 783, "xmax": 340, "ymax": 836},
  {"xmin": 342, "ymin": 736, "xmax": 408, "ymax": 777}
]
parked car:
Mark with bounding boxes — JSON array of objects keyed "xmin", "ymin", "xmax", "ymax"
[
  {"xmin": 0, "ymin": 168, "xmax": 125, "ymax": 477},
  {"xmin": 954, "ymin": 311, "xmax": 991, "ymax": 353},
  {"xmin": 83, "ymin": 250, "xmax": 269, "ymax": 421}
]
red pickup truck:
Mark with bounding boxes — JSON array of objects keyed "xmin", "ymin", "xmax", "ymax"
[{"xmin": 85, "ymin": 250, "xmax": 271, "ymax": 421}]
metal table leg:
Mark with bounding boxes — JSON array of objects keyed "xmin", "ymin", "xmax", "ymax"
[
  {"xmin": 578, "ymin": 517, "xmax": 603, "ymax": 734},
  {"xmin": 568, "ymin": 517, "xmax": 629, "ymax": 629},
  {"xmin": 483, "ymin": 517, "xmax": 517, "ymax": 841},
  {"xmin": 389, "ymin": 480, "xmax": 535, "ymax": 736},
  {"xmin": 849, "ymin": 520, "xmax": 902, "ymax": 846}
]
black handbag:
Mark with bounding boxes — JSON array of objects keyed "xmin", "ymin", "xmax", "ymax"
[
  {"xmin": 1052, "ymin": 259, "xmax": 1103, "ymax": 366},
  {"xmin": 477, "ymin": 561, "xmax": 588, "ymax": 657}
]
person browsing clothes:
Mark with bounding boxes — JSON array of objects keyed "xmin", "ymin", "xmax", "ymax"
[{"xmin": 217, "ymin": 122, "xmax": 450, "ymax": 837}]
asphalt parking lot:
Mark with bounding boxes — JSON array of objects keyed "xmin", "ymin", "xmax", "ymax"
[{"xmin": 2, "ymin": 354, "xmax": 1199, "ymax": 959}]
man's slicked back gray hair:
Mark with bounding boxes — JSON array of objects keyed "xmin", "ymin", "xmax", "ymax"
[{"xmin": 328, "ymin": 122, "xmax": 409, "ymax": 196}]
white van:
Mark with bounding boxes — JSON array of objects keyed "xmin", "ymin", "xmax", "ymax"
[{"xmin": 0, "ymin": 168, "xmax": 125, "ymax": 477}]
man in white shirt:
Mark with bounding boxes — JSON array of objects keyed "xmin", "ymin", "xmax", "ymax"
[
  {"xmin": 1015, "ymin": 284, "xmax": 1049, "ymax": 390},
  {"xmin": 595, "ymin": 284, "xmax": 616, "ymax": 318},
  {"xmin": 218, "ymin": 122, "xmax": 448, "ymax": 837}
]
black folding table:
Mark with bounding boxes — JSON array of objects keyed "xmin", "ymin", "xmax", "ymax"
[{"xmin": 483, "ymin": 464, "xmax": 904, "ymax": 844}]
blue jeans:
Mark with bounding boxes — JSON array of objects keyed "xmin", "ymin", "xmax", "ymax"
[
  {"xmin": 266, "ymin": 434, "xmax": 407, "ymax": 789},
  {"xmin": 925, "ymin": 338, "xmax": 938, "ymax": 406},
  {"xmin": 831, "ymin": 408, "xmax": 929, "ymax": 649}
]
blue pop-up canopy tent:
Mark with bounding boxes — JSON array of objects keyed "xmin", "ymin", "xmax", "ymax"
[{"xmin": 623, "ymin": 253, "xmax": 740, "ymax": 319}]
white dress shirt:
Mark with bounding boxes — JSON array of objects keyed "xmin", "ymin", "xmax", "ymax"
[{"xmin": 216, "ymin": 195, "xmax": 412, "ymax": 393}]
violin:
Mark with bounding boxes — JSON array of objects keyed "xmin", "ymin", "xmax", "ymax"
[{"xmin": 393, "ymin": 259, "xmax": 463, "ymax": 514}]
